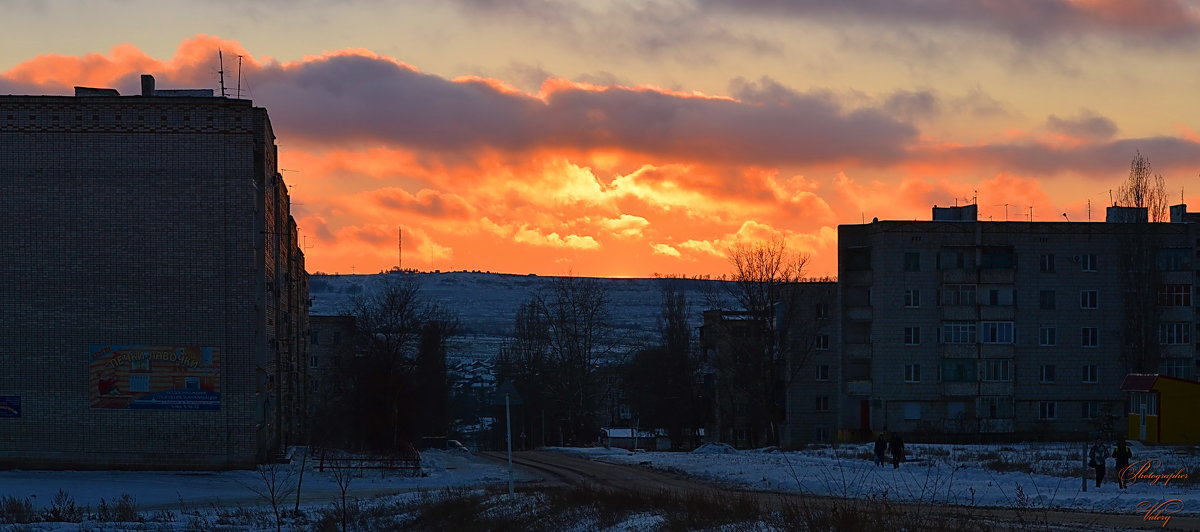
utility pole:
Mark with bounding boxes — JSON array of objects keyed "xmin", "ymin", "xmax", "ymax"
[
  {"xmin": 217, "ymin": 50, "xmax": 227, "ymax": 97},
  {"xmin": 398, "ymin": 227, "xmax": 403, "ymax": 272},
  {"xmin": 506, "ymin": 393, "xmax": 514, "ymax": 495}
]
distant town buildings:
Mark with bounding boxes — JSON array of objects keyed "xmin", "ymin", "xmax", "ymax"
[{"xmin": 0, "ymin": 75, "xmax": 308, "ymax": 469}]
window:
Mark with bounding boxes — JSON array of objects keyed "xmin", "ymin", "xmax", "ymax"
[
  {"xmin": 310, "ymin": 331, "xmax": 319, "ymax": 345},
  {"xmin": 1155, "ymin": 248, "xmax": 1192, "ymax": 271},
  {"xmin": 985, "ymin": 288, "xmax": 1014, "ymax": 306},
  {"xmin": 981, "ymin": 322, "xmax": 1014, "ymax": 344},
  {"xmin": 1080, "ymin": 290, "xmax": 1098, "ymax": 309},
  {"xmin": 1160, "ymin": 358, "xmax": 1190, "ymax": 379},
  {"xmin": 904, "ymin": 364, "xmax": 921, "ymax": 382},
  {"xmin": 1081, "ymin": 327, "xmax": 1099, "ymax": 347},
  {"xmin": 904, "ymin": 402, "xmax": 921, "ymax": 420},
  {"xmin": 815, "ymin": 396, "xmax": 830, "ymax": 412},
  {"xmin": 1039, "ymin": 401, "xmax": 1057, "ymax": 420},
  {"xmin": 942, "ymin": 322, "xmax": 977, "ymax": 344},
  {"xmin": 816, "ymin": 335, "xmax": 830, "ymax": 350},
  {"xmin": 1081, "ymin": 401, "xmax": 1099, "ymax": 419},
  {"xmin": 904, "ymin": 289, "xmax": 920, "ymax": 308},
  {"xmin": 333, "ymin": 332, "xmax": 342, "ymax": 345},
  {"xmin": 813, "ymin": 426, "xmax": 830, "ymax": 442},
  {"xmin": 1039, "ymin": 290, "xmax": 1056, "ymax": 310},
  {"xmin": 1157, "ymin": 284, "xmax": 1192, "ymax": 307},
  {"xmin": 904, "ymin": 327, "xmax": 921, "ymax": 345},
  {"xmin": 981, "ymin": 359, "xmax": 1013, "ymax": 382},
  {"xmin": 815, "ymin": 302, "xmax": 829, "ymax": 319},
  {"xmin": 1081, "ymin": 254, "xmax": 1097, "ymax": 272},
  {"xmin": 1039, "ymin": 326, "xmax": 1057, "ymax": 346},
  {"xmin": 1159, "ymin": 322, "xmax": 1191, "ymax": 345},
  {"xmin": 982, "ymin": 249, "xmax": 1015, "ymax": 269},
  {"xmin": 940, "ymin": 359, "xmax": 976, "ymax": 382},
  {"xmin": 1039, "ymin": 254, "xmax": 1056, "ymax": 272},
  {"xmin": 942, "ymin": 284, "xmax": 978, "ymax": 306},
  {"xmin": 904, "ymin": 252, "xmax": 921, "ymax": 272},
  {"xmin": 815, "ymin": 364, "xmax": 830, "ymax": 381},
  {"xmin": 309, "ymin": 355, "xmax": 319, "ymax": 368},
  {"xmin": 978, "ymin": 396, "xmax": 1014, "ymax": 418},
  {"xmin": 1040, "ymin": 364, "xmax": 1056, "ymax": 383},
  {"xmin": 1082, "ymin": 365, "xmax": 1098, "ymax": 383},
  {"xmin": 129, "ymin": 375, "xmax": 150, "ymax": 393}
]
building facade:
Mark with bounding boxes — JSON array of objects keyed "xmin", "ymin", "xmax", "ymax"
[
  {"xmin": 838, "ymin": 204, "xmax": 1198, "ymax": 441},
  {"xmin": 0, "ymin": 76, "xmax": 308, "ymax": 469}
]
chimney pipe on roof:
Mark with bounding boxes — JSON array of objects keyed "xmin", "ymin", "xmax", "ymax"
[{"xmin": 140, "ymin": 74, "xmax": 155, "ymax": 96}]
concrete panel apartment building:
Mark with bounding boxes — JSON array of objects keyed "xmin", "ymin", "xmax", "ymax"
[
  {"xmin": 0, "ymin": 76, "xmax": 308, "ymax": 469},
  {"xmin": 839, "ymin": 204, "xmax": 1199, "ymax": 441}
]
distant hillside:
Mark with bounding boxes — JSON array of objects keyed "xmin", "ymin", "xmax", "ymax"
[{"xmin": 308, "ymin": 271, "xmax": 729, "ymax": 359}]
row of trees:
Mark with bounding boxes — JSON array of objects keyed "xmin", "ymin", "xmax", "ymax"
[{"xmin": 311, "ymin": 278, "xmax": 459, "ymax": 453}]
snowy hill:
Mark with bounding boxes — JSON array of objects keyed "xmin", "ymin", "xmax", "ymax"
[{"xmin": 308, "ymin": 271, "xmax": 727, "ymax": 360}]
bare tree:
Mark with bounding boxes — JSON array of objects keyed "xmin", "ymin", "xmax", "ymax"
[
  {"xmin": 327, "ymin": 456, "xmax": 361, "ymax": 532},
  {"xmin": 243, "ymin": 462, "xmax": 298, "ymax": 532},
  {"xmin": 706, "ymin": 238, "xmax": 827, "ymax": 447},
  {"xmin": 1117, "ymin": 150, "xmax": 1168, "ymax": 222}
]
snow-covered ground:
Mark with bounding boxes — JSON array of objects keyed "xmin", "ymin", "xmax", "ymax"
[
  {"xmin": 0, "ymin": 449, "xmax": 520, "ymax": 512},
  {"xmin": 551, "ymin": 442, "xmax": 1200, "ymax": 516}
]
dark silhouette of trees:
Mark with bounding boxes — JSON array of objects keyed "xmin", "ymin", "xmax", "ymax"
[
  {"xmin": 705, "ymin": 238, "xmax": 828, "ymax": 447},
  {"xmin": 1117, "ymin": 150, "xmax": 1168, "ymax": 222},
  {"xmin": 315, "ymin": 278, "xmax": 458, "ymax": 453},
  {"xmin": 496, "ymin": 276, "xmax": 614, "ymax": 447},
  {"xmin": 621, "ymin": 280, "xmax": 699, "ymax": 449}
]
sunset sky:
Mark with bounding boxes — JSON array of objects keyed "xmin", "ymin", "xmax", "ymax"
[{"xmin": 5, "ymin": 0, "xmax": 1200, "ymax": 278}]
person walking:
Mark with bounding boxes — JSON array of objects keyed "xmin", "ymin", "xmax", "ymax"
[
  {"xmin": 873, "ymin": 433, "xmax": 889, "ymax": 466},
  {"xmin": 889, "ymin": 433, "xmax": 905, "ymax": 469},
  {"xmin": 1112, "ymin": 440, "xmax": 1133, "ymax": 489},
  {"xmin": 1088, "ymin": 438, "xmax": 1109, "ymax": 488}
]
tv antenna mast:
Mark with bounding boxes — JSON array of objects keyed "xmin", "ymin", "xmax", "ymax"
[
  {"xmin": 217, "ymin": 50, "xmax": 228, "ymax": 97},
  {"xmin": 236, "ymin": 55, "xmax": 243, "ymax": 99},
  {"xmin": 397, "ymin": 227, "xmax": 403, "ymax": 272}
]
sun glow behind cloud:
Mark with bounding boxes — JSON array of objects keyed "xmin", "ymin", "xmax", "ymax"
[{"xmin": 5, "ymin": 34, "xmax": 1200, "ymax": 277}]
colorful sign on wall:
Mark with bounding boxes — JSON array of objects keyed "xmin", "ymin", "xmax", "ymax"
[
  {"xmin": 0, "ymin": 396, "xmax": 19, "ymax": 417},
  {"xmin": 88, "ymin": 346, "xmax": 220, "ymax": 410}
]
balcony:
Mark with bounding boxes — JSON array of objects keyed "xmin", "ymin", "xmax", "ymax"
[
  {"xmin": 843, "ymin": 270, "xmax": 872, "ymax": 285},
  {"xmin": 941, "ymin": 269, "xmax": 978, "ymax": 284},
  {"xmin": 979, "ymin": 418, "xmax": 1014, "ymax": 433},
  {"xmin": 845, "ymin": 307, "xmax": 873, "ymax": 320},
  {"xmin": 941, "ymin": 382, "xmax": 978, "ymax": 396},
  {"xmin": 980, "ymin": 269, "xmax": 1015, "ymax": 284},
  {"xmin": 979, "ymin": 344, "xmax": 1015, "ymax": 357},
  {"xmin": 844, "ymin": 343, "xmax": 872, "ymax": 359},
  {"xmin": 941, "ymin": 344, "xmax": 978, "ymax": 358},
  {"xmin": 845, "ymin": 380, "xmax": 872, "ymax": 395},
  {"xmin": 941, "ymin": 305, "xmax": 978, "ymax": 321},
  {"xmin": 979, "ymin": 306, "xmax": 1015, "ymax": 320},
  {"xmin": 979, "ymin": 382, "xmax": 1014, "ymax": 396}
]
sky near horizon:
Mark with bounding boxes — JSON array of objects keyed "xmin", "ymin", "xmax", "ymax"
[{"xmin": 5, "ymin": 0, "xmax": 1200, "ymax": 278}]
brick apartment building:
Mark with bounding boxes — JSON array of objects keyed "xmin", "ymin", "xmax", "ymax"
[
  {"xmin": 839, "ymin": 204, "xmax": 1199, "ymax": 441},
  {"xmin": 0, "ymin": 76, "xmax": 308, "ymax": 469}
]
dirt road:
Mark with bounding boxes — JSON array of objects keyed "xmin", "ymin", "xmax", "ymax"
[{"xmin": 482, "ymin": 450, "xmax": 1200, "ymax": 531}]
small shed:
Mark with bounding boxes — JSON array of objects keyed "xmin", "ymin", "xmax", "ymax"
[
  {"xmin": 600, "ymin": 427, "xmax": 670, "ymax": 450},
  {"xmin": 1120, "ymin": 373, "xmax": 1200, "ymax": 444}
]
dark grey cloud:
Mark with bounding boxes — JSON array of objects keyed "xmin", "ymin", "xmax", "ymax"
[
  {"xmin": 883, "ymin": 89, "xmax": 941, "ymax": 121},
  {"xmin": 1044, "ymin": 110, "xmax": 1119, "ymax": 140},
  {"xmin": 931, "ymin": 137, "xmax": 1200, "ymax": 177},
  {"xmin": 699, "ymin": 0, "xmax": 1200, "ymax": 46},
  {"xmin": 231, "ymin": 57, "xmax": 918, "ymax": 166}
]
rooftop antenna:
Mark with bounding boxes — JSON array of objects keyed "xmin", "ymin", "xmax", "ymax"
[
  {"xmin": 1088, "ymin": 199, "xmax": 1092, "ymax": 221},
  {"xmin": 398, "ymin": 226, "xmax": 403, "ymax": 271},
  {"xmin": 217, "ymin": 49, "xmax": 227, "ymax": 97},
  {"xmin": 1062, "ymin": 213, "xmax": 1070, "ymax": 222},
  {"xmin": 236, "ymin": 55, "xmax": 243, "ymax": 99},
  {"xmin": 1029, "ymin": 206, "xmax": 1033, "ymax": 222}
]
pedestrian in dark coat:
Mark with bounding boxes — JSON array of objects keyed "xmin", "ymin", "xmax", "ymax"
[
  {"xmin": 873, "ymin": 434, "xmax": 889, "ymax": 466},
  {"xmin": 1112, "ymin": 440, "xmax": 1133, "ymax": 489},
  {"xmin": 1089, "ymin": 438, "xmax": 1108, "ymax": 487},
  {"xmin": 889, "ymin": 433, "xmax": 905, "ymax": 469}
]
